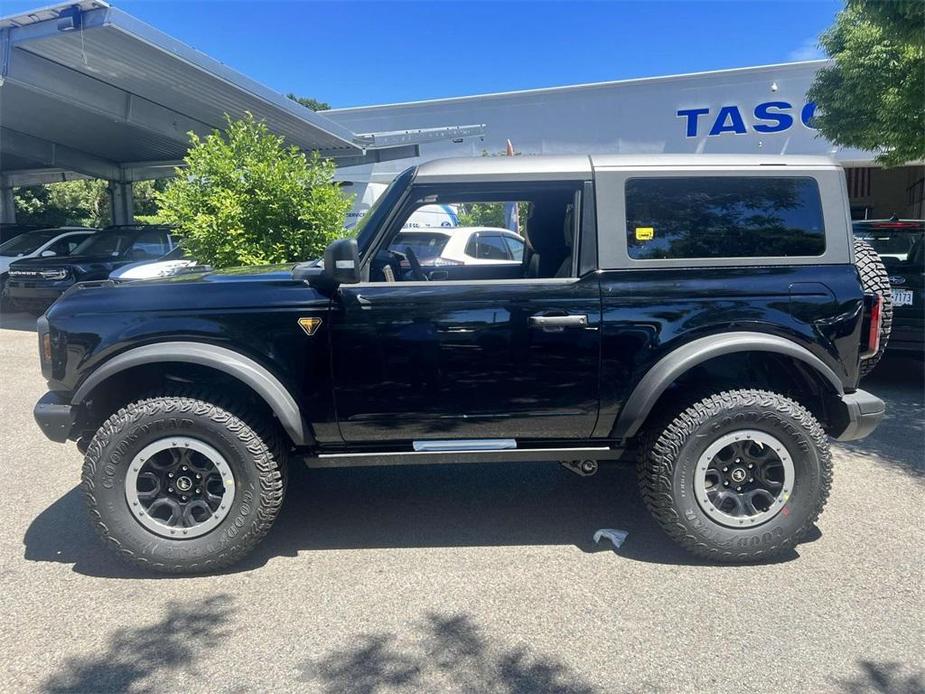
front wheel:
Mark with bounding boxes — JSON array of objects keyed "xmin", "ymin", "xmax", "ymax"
[
  {"xmin": 82, "ymin": 395, "xmax": 286, "ymax": 574},
  {"xmin": 638, "ymin": 389, "xmax": 832, "ymax": 563}
]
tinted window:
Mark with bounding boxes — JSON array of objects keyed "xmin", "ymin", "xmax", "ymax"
[
  {"xmin": 503, "ymin": 235, "xmax": 525, "ymax": 262},
  {"xmin": 853, "ymin": 222, "xmax": 924, "ymax": 262},
  {"xmin": 130, "ymin": 229, "xmax": 170, "ymax": 258},
  {"xmin": 480, "ymin": 234, "xmax": 512, "ymax": 260},
  {"xmin": 465, "ymin": 233, "xmax": 512, "ymax": 260},
  {"xmin": 626, "ymin": 177, "xmax": 825, "ymax": 260},
  {"xmin": 389, "ymin": 232, "xmax": 450, "ymax": 261},
  {"xmin": 0, "ymin": 230, "xmax": 59, "ymax": 256},
  {"xmin": 48, "ymin": 234, "xmax": 92, "ymax": 256}
]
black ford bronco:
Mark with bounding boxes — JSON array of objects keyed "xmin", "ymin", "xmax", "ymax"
[{"xmin": 33, "ymin": 155, "xmax": 890, "ymax": 573}]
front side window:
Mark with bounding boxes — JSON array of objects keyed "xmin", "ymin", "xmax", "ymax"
[
  {"xmin": 367, "ymin": 181, "xmax": 580, "ymax": 283},
  {"xmin": 626, "ymin": 177, "xmax": 826, "ymax": 260}
]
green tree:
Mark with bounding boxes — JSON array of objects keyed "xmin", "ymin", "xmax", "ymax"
[
  {"xmin": 807, "ymin": 0, "xmax": 925, "ymax": 166},
  {"xmin": 14, "ymin": 178, "xmax": 168, "ymax": 227},
  {"xmin": 457, "ymin": 202, "xmax": 530, "ymax": 233},
  {"xmin": 156, "ymin": 113, "xmax": 351, "ymax": 268},
  {"xmin": 286, "ymin": 94, "xmax": 330, "ymax": 111},
  {"xmin": 14, "ymin": 179, "xmax": 110, "ymax": 227}
]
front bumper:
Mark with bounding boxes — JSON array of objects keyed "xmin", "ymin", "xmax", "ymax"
[
  {"xmin": 3, "ymin": 278, "xmax": 72, "ymax": 306},
  {"xmin": 834, "ymin": 389, "xmax": 885, "ymax": 441},
  {"xmin": 34, "ymin": 391, "xmax": 75, "ymax": 443}
]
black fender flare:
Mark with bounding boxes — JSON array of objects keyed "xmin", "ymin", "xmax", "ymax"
[
  {"xmin": 72, "ymin": 341, "xmax": 310, "ymax": 445},
  {"xmin": 611, "ymin": 331, "xmax": 844, "ymax": 440}
]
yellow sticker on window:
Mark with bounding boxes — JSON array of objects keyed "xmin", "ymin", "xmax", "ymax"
[{"xmin": 635, "ymin": 227, "xmax": 654, "ymax": 241}]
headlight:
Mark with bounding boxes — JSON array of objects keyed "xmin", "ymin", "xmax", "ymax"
[{"xmin": 8, "ymin": 268, "xmax": 68, "ymax": 280}]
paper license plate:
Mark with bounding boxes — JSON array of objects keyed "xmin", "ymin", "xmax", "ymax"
[{"xmin": 891, "ymin": 289, "xmax": 914, "ymax": 307}]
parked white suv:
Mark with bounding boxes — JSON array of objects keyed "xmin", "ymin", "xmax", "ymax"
[
  {"xmin": 388, "ymin": 226, "xmax": 524, "ymax": 269},
  {"xmin": 0, "ymin": 227, "xmax": 96, "ymax": 306},
  {"xmin": 0, "ymin": 226, "xmax": 97, "ymax": 275}
]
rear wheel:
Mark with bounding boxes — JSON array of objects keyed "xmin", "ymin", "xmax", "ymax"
[
  {"xmin": 854, "ymin": 237, "xmax": 893, "ymax": 378},
  {"xmin": 638, "ymin": 389, "xmax": 831, "ymax": 563},
  {"xmin": 82, "ymin": 395, "xmax": 286, "ymax": 574}
]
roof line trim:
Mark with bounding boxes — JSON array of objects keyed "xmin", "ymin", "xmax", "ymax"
[{"xmin": 328, "ymin": 60, "xmax": 831, "ymax": 113}]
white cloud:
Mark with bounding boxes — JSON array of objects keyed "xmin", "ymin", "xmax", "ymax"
[{"xmin": 789, "ymin": 37, "xmax": 825, "ymax": 62}]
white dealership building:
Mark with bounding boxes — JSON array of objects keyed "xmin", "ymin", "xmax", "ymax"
[
  {"xmin": 325, "ymin": 61, "xmax": 923, "ymax": 227},
  {"xmin": 0, "ymin": 2, "xmax": 921, "ymax": 226}
]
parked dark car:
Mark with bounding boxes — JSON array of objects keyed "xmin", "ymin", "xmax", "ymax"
[
  {"xmin": 33, "ymin": 155, "xmax": 888, "ymax": 574},
  {"xmin": 4, "ymin": 224, "xmax": 175, "ymax": 313},
  {"xmin": 0, "ymin": 227, "xmax": 97, "ymax": 309},
  {"xmin": 852, "ymin": 219, "xmax": 924, "ymax": 354}
]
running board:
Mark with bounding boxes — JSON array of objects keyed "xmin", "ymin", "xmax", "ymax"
[{"xmin": 303, "ymin": 446, "xmax": 624, "ymax": 469}]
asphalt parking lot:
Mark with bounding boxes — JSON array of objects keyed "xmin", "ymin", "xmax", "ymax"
[{"xmin": 1, "ymin": 310, "xmax": 922, "ymax": 693}]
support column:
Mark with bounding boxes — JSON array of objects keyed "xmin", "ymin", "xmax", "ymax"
[
  {"xmin": 108, "ymin": 181, "xmax": 134, "ymax": 225},
  {"xmin": 0, "ymin": 179, "xmax": 15, "ymax": 224}
]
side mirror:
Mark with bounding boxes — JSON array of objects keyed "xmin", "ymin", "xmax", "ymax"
[
  {"xmin": 322, "ymin": 238, "xmax": 360, "ymax": 286},
  {"xmin": 40, "ymin": 249, "xmax": 57, "ymax": 257}
]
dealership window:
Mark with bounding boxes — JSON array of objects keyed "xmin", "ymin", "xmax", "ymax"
[{"xmin": 625, "ymin": 177, "xmax": 825, "ymax": 260}]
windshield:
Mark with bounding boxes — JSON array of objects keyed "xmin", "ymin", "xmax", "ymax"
[
  {"xmin": 72, "ymin": 230, "xmax": 140, "ymax": 257},
  {"xmin": 389, "ymin": 231, "xmax": 450, "ymax": 261},
  {"xmin": 353, "ymin": 167, "xmax": 416, "ymax": 254},
  {"xmin": 0, "ymin": 230, "xmax": 59, "ymax": 257}
]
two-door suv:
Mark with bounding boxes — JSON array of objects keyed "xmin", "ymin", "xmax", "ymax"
[{"xmin": 33, "ymin": 155, "xmax": 889, "ymax": 573}]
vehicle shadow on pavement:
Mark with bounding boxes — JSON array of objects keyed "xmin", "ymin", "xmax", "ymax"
[
  {"xmin": 297, "ymin": 610, "xmax": 597, "ymax": 693},
  {"xmin": 835, "ymin": 660, "xmax": 924, "ymax": 694},
  {"xmin": 23, "ymin": 461, "xmax": 812, "ymax": 578},
  {"xmin": 41, "ymin": 594, "xmax": 235, "ymax": 692},
  {"xmin": 838, "ymin": 354, "xmax": 924, "ymax": 480}
]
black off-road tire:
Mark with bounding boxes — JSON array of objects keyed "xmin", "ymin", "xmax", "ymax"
[
  {"xmin": 81, "ymin": 394, "xmax": 287, "ymax": 574},
  {"xmin": 854, "ymin": 237, "xmax": 892, "ymax": 378},
  {"xmin": 638, "ymin": 389, "xmax": 832, "ymax": 563}
]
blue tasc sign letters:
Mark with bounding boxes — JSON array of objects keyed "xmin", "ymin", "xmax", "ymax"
[{"xmin": 677, "ymin": 102, "xmax": 817, "ymax": 137}]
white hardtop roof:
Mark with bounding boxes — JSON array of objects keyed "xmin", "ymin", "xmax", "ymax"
[{"xmin": 414, "ymin": 154, "xmax": 840, "ymax": 182}]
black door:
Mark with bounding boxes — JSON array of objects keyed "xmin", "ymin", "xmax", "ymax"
[{"xmin": 330, "ymin": 277, "xmax": 601, "ymax": 443}]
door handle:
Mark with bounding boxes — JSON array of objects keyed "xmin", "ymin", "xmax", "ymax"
[{"xmin": 529, "ymin": 314, "xmax": 588, "ymax": 332}]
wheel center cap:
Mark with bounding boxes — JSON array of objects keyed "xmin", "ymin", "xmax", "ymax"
[
  {"xmin": 730, "ymin": 467, "xmax": 747, "ymax": 484},
  {"xmin": 175, "ymin": 476, "xmax": 193, "ymax": 492}
]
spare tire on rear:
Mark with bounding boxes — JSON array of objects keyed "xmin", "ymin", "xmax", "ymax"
[{"xmin": 854, "ymin": 237, "xmax": 892, "ymax": 378}]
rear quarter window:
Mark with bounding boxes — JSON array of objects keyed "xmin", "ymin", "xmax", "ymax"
[{"xmin": 625, "ymin": 177, "xmax": 826, "ymax": 260}]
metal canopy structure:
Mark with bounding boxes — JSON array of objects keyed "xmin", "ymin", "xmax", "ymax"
[{"xmin": 0, "ymin": 1, "xmax": 483, "ymax": 222}]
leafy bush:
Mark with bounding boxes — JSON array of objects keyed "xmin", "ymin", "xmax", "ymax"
[{"xmin": 156, "ymin": 114, "xmax": 351, "ymax": 267}]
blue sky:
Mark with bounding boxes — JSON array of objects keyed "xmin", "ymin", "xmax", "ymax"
[{"xmin": 3, "ymin": 1, "xmax": 842, "ymax": 108}]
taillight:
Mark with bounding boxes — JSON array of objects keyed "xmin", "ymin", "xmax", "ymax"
[{"xmin": 863, "ymin": 294, "xmax": 883, "ymax": 357}]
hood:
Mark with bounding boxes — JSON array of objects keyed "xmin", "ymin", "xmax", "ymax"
[
  {"xmin": 160, "ymin": 263, "xmax": 298, "ymax": 284},
  {"xmin": 46, "ymin": 262, "xmax": 320, "ymax": 318}
]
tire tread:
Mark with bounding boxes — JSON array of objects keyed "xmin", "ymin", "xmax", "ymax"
[
  {"xmin": 637, "ymin": 388, "xmax": 832, "ymax": 563},
  {"xmin": 81, "ymin": 393, "xmax": 286, "ymax": 574}
]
